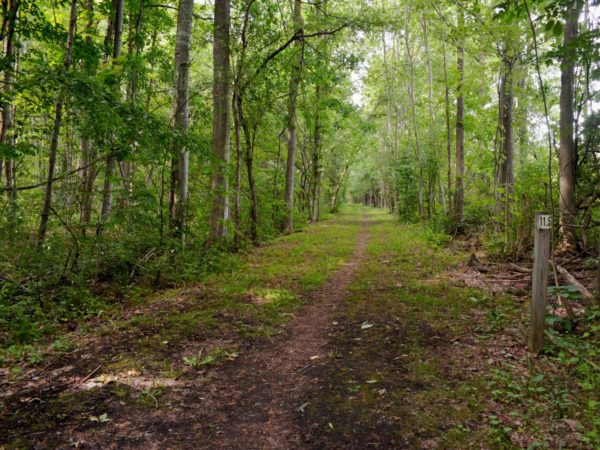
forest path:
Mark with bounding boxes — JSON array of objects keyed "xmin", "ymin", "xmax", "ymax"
[
  {"xmin": 182, "ymin": 216, "xmax": 371, "ymax": 449},
  {"xmin": 4, "ymin": 207, "xmax": 585, "ymax": 449}
]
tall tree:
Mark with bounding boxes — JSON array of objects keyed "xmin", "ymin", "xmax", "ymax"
[
  {"xmin": 98, "ymin": 0, "xmax": 124, "ymax": 231},
  {"xmin": 454, "ymin": 10, "xmax": 465, "ymax": 229},
  {"xmin": 441, "ymin": 26, "xmax": 453, "ymax": 212},
  {"xmin": 310, "ymin": 84, "xmax": 322, "ymax": 223},
  {"xmin": 38, "ymin": 0, "xmax": 78, "ymax": 245},
  {"xmin": 1, "ymin": 0, "xmax": 18, "ymax": 210},
  {"xmin": 498, "ymin": 55, "xmax": 515, "ymax": 189},
  {"xmin": 208, "ymin": 0, "xmax": 231, "ymax": 242},
  {"xmin": 558, "ymin": 0, "xmax": 580, "ymax": 251},
  {"xmin": 497, "ymin": 49, "xmax": 515, "ymax": 245},
  {"xmin": 170, "ymin": 0, "xmax": 194, "ymax": 237},
  {"xmin": 283, "ymin": 0, "xmax": 304, "ymax": 234},
  {"xmin": 79, "ymin": 0, "xmax": 98, "ymax": 231}
]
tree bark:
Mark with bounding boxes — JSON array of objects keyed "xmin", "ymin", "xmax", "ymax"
[
  {"xmin": 558, "ymin": 0, "xmax": 580, "ymax": 252},
  {"xmin": 403, "ymin": 12, "xmax": 424, "ymax": 219},
  {"xmin": 441, "ymin": 27, "xmax": 452, "ymax": 213},
  {"xmin": 497, "ymin": 52, "xmax": 514, "ymax": 245},
  {"xmin": 282, "ymin": 0, "xmax": 304, "ymax": 234},
  {"xmin": 310, "ymin": 84, "xmax": 321, "ymax": 223},
  {"xmin": 232, "ymin": 1, "xmax": 258, "ymax": 245},
  {"xmin": 79, "ymin": 0, "xmax": 98, "ymax": 231},
  {"xmin": 38, "ymin": 0, "xmax": 78, "ymax": 245},
  {"xmin": 98, "ymin": 0, "xmax": 124, "ymax": 231},
  {"xmin": 498, "ymin": 56, "xmax": 514, "ymax": 188},
  {"xmin": 1, "ymin": 13, "xmax": 16, "ymax": 207},
  {"xmin": 171, "ymin": 0, "xmax": 194, "ymax": 238},
  {"xmin": 232, "ymin": 93, "xmax": 242, "ymax": 244},
  {"xmin": 208, "ymin": 0, "xmax": 231, "ymax": 243},
  {"xmin": 242, "ymin": 114, "xmax": 259, "ymax": 245},
  {"xmin": 454, "ymin": 11, "xmax": 465, "ymax": 229}
]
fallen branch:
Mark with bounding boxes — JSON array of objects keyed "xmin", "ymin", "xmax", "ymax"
[
  {"xmin": 551, "ymin": 261, "xmax": 594, "ymax": 302},
  {"xmin": 80, "ymin": 365, "xmax": 102, "ymax": 384},
  {"xmin": 509, "ymin": 263, "xmax": 532, "ymax": 273}
]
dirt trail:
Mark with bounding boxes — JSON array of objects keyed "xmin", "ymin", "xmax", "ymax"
[{"xmin": 181, "ymin": 216, "xmax": 370, "ymax": 449}]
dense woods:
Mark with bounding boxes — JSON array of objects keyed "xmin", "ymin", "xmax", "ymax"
[{"xmin": 0, "ymin": 0, "xmax": 599, "ymax": 444}]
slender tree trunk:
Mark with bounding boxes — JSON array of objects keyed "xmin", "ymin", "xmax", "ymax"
[
  {"xmin": 498, "ymin": 57, "xmax": 514, "ymax": 187},
  {"xmin": 80, "ymin": 138, "xmax": 96, "ymax": 228},
  {"xmin": 1, "ymin": 0, "xmax": 19, "ymax": 222},
  {"xmin": 310, "ymin": 84, "xmax": 321, "ymax": 223},
  {"xmin": 1, "ymin": 21, "xmax": 16, "ymax": 208},
  {"xmin": 422, "ymin": 16, "xmax": 442, "ymax": 214},
  {"xmin": 80, "ymin": 0, "xmax": 97, "ymax": 232},
  {"xmin": 405, "ymin": 30, "xmax": 423, "ymax": 219},
  {"xmin": 232, "ymin": 93, "xmax": 242, "ymax": 244},
  {"xmin": 208, "ymin": 0, "xmax": 231, "ymax": 242},
  {"xmin": 558, "ymin": 1, "xmax": 580, "ymax": 252},
  {"xmin": 454, "ymin": 11, "xmax": 465, "ymax": 229},
  {"xmin": 242, "ymin": 115, "xmax": 259, "ymax": 245},
  {"xmin": 171, "ymin": 0, "xmax": 194, "ymax": 239},
  {"xmin": 232, "ymin": 1, "xmax": 256, "ymax": 244},
  {"xmin": 38, "ymin": 0, "xmax": 78, "ymax": 245},
  {"xmin": 98, "ymin": 0, "xmax": 124, "ymax": 231},
  {"xmin": 119, "ymin": 1, "xmax": 145, "ymax": 207},
  {"xmin": 498, "ymin": 53, "xmax": 514, "ymax": 245},
  {"xmin": 442, "ymin": 28, "xmax": 452, "ymax": 212},
  {"xmin": 128, "ymin": 0, "xmax": 144, "ymax": 108},
  {"xmin": 283, "ymin": 0, "xmax": 304, "ymax": 234},
  {"xmin": 330, "ymin": 164, "xmax": 349, "ymax": 212}
]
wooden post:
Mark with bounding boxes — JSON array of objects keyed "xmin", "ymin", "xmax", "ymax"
[{"xmin": 529, "ymin": 212, "xmax": 551, "ymax": 354}]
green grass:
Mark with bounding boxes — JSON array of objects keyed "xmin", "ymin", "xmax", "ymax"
[{"xmin": 73, "ymin": 205, "xmax": 370, "ymax": 375}]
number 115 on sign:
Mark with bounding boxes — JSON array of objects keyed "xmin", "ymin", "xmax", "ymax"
[{"xmin": 537, "ymin": 214, "xmax": 552, "ymax": 230}]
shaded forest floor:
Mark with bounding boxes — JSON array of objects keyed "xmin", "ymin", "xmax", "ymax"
[{"xmin": 0, "ymin": 206, "xmax": 598, "ymax": 449}]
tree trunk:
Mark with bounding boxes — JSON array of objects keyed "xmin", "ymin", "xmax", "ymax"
[
  {"xmin": 38, "ymin": 0, "xmax": 78, "ymax": 245},
  {"xmin": 208, "ymin": 0, "xmax": 231, "ymax": 242},
  {"xmin": 454, "ymin": 11, "xmax": 465, "ymax": 229},
  {"xmin": 310, "ymin": 84, "xmax": 321, "ymax": 223},
  {"xmin": 232, "ymin": 1, "xmax": 256, "ymax": 245},
  {"xmin": 1, "ymin": 19, "xmax": 16, "ymax": 209},
  {"xmin": 79, "ymin": 138, "xmax": 96, "ymax": 229},
  {"xmin": 498, "ymin": 53, "xmax": 514, "ymax": 245},
  {"xmin": 558, "ymin": 1, "xmax": 580, "ymax": 252},
  {"xmin": 498, "ymin": 57, "xmax": 514, "ymax": 188},
  {"xmin": 403, "ymin": 14, "xmax": 424, "ymax": 220},
  {"xmin": 283, "ymin": 0, "xmax": 304, "ymax": 234},
  {"xmin": 79, "ymin": 0, "xmax": 97, "ymax": 232},
  {"xmin": 171, "ymin": 0, "xmax": 194, "ymax": 238},
  {"xmin": 98, "ymin": 0, "xmax": 124, "ymax": 231},
  {"xmin": 442, "ymin": 28, "xmax": 452, "ymax": 213},
  {"xmin": 242, "ymin": 114, "xmax": 259, "ymax": 245},
  {"xmin": 232, "ymin": 93, "xmax": 242, "ymax": 245},
  {"xmin": 330, "ymin": 164, "xmax": 349, "ymax": 212}
]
